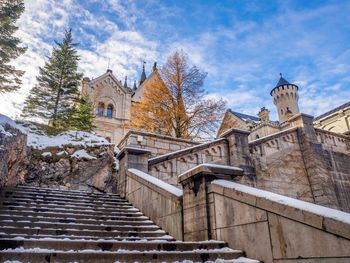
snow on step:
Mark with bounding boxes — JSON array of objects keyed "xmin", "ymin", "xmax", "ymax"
[{"xmin": 0, "ymin": 186, "xmax": 259, "ymax": 262}]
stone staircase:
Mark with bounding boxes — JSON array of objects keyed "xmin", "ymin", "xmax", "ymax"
[{"xmin": 0, "ymin": 186, "xmax": 257, "ymax": 263}]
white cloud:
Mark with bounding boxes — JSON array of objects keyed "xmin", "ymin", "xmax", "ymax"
[{"xmin": 0, "ymin": 0, "xmax": 159, "ymax": 119}]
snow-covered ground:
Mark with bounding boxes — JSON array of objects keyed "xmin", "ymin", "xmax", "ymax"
[{"xmin": 0, "ymin": 113, "xmax": 111, "ymax": 150}]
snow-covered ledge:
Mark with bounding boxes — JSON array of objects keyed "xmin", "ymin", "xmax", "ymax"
[
  {"xmin": 125, "ymin": 168, "xmax": 183, "ymax": 240},
  {"xmin": 209, "ymin": 180, "xmax": 350, "ymax": 263}
]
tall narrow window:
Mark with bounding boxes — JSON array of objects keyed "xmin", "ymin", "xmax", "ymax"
[
  {"xmin": 97, "ymin": 103, "xmax": 105, "ymax": 117},
  {"xmin": 106, "ymin": 104, "xmax": 114, "ymax": 118}
]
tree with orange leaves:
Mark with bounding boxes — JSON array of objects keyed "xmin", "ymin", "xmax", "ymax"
[{"xmin": 131, "ymin": 50, "xmax": 226, "ymax": 139}]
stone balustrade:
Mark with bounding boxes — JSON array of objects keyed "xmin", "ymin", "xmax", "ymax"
[
  {"xmin": 125, "ymin": 168, "xmax": 183, "ymax": 240},
  {"xmin": 117, "ymin": 130, "xmax": 200, "ymax": 157},
  {"xmin": 249, "ymin": 127, "xmax": 298, "ymax": 157},
  {"xmin": 315, "ymin": 127, "xmax": 350, "ymax": 153},
  {"xmin": 177, "ymin": 164, "xmax": 350, "ymax": 263},
  {"xmin": 148, "ymin": 138, "xmax": 230, "ymax": 186}
]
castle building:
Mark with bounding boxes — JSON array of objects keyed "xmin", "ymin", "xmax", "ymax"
[
  {"xmin": 217, "ymin": 75, "xmax": 350, "ymax": 140},
  {"xmin": 81, "ymin": 63, "xmax": 161, "ymax": 144}
]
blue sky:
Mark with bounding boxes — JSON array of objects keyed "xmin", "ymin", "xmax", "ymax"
[{"xmin": 1, "ymin": 0, "xmax": 350, "ymax": 120}]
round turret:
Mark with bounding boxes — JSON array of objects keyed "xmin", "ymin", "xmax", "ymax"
[{"xmin": 270, "ymin": 74, "xmax": 300, "ymax": 123}]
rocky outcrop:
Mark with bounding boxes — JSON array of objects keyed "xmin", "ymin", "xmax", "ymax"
[
  {"xmin": 26, "ymin": 144, "xmax": 115, "ymax": 192},
  {"xmin": 0, "ymin": 124, "xmax": 28, "ymax": 187}
]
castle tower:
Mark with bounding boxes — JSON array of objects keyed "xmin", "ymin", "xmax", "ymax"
[{"xmin": 270, "ymin": 74, "xmax": 300, "ymax": 123}]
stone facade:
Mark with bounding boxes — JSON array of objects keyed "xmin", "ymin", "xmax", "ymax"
[
  {"xmin": 81, "ymin": 70, "xmax": 133, "ymax": 144},
  {"xmin": 82, "ymin": 65, "xmax": 164, "ymax": 145},
  {"xmin": 314, "ymin": 101, "xmax": 350, "ymax": 135}
]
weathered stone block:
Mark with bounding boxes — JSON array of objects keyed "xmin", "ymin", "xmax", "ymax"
[{"xmin": 268, "ymin": 213, "xmax": 350, "ymax": 259}]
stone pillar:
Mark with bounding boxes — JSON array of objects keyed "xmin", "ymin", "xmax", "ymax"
[
  {"xmin": 116, "ymin": 147, "xmax": 151, "ymax": 197},
  {"xmin": 178, "ymin": 164, "xmax": 243, "ymax": 241},
  {"xmin": 290, "ymin": 113, "xmax": 340, "ymax": 209},
  {"xmin": 221, "ymin": 129, "xmax": 255, "ymax": 177}
]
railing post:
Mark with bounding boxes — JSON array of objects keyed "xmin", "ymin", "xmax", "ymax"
[
  {"xmin": 116, "ymin": 147, "xmax": 151, "ymax": 197},
  {"xmin": 178, "ymin": 164, "xmax": 243, "ymax": 241}
]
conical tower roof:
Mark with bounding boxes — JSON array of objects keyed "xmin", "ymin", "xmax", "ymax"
[{"xmin": 270, "ymin": 74, "xmax": 298, "ymax": 95}]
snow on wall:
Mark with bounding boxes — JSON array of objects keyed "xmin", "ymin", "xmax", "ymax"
[{"xmin": 212, "ymin": 179, "xmax": 350, "ymax": 224}]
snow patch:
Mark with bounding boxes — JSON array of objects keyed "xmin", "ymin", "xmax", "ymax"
[
  {"xmin": 71, "ymin": 149, "xmax": 96, "ymax": 160},
  {"xmin": 41, "ymin": 152, "xmax": 52, "ymax": 157},
  {"xmin": 128, "ymin": 168, "xmax": 183, "ymax": 197}
]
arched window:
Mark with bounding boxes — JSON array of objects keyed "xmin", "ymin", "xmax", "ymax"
[
  {"xmin": 256, "ymin": 134, "xmax": 260, "ymax": 139},
  {"xmin": 106, "ymin": 104, "xmax": 114, "ymax": 118},
  {"xmin": 97, "ymin": 102, "xmax": 105, "ymax": 117}
]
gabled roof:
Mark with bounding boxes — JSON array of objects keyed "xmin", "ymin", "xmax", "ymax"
[
  {"xmin": 228, "ymin": 109, "xmax": 260, "ymax": 122},
  {"xmin": 314, "ymin": 101, "xmax": 350, "ymax": 121},
  {"xmin": 89, "ymin": 70, "xmax": 130, "ymax": 94}
]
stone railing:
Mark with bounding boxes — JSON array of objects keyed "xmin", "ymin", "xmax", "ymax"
[
  {"xmin": 249, "ymin": 127, "xmax": 299, "ymax": 157},
  {"xmin": 148, "ymin": 138, "xmax": 229, "ymax": 186},
  {"xmin": 315, "ymin": 128, "xmax": 350, "ymax": 153},
  {"xmin": 125, "ymin": 168, "xmax": 183, "ymax": 240},
  {"xmin": 178, "ymin": 164, "xmax": 350, "ymax": 263},
  {"xmin": 117, "ymin": 130, "xmax": 200, "ymax": 157}
]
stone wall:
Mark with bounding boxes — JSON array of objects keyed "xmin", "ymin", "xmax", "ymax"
[
  {"xmin": 26, "ymin": 144, "xmax": 114, "ymax": 192},
  {"xmin": 247, "ymin": 128, "xmax": 314, "ymax": 202},
  {"xmin": 125, "ymin": 169, "xmax": 183, "ymax": 240},
  {"xmin": 247, "ymin": 118, "xmax": 350, "ymax": 212},
  {"xmin": 118, "ymin": 130, "xmax": 200, "ymax": 157},
  {"xmin": 0, "ymin": 125, "xmax": 27, "ymax": 188},
  {"xmin": 208, "ymin": 180, "xmax": 350, "ymax": 263},
  {"xmin": 176, "ymin": 164, "xmax": 350, "ymax": 263},
  {"xmin": 148, "ymin": 138, "xmax": 229, "ymax": 186}
]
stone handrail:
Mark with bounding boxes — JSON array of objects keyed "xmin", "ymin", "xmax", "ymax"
[
  {"xmin": 125, "ymin": 168, "xmax": 183, "ymax": 240},
  {"xmin": 249, "ymin": 127, "xmax": 298, "ymax": 146},
  {"xmin": 149, "ymin": 138, "xmax": 228, "ymax": 166},
  {"xmin": 209, "ymin": 179, "xmax": 350, "ymax": 262}
]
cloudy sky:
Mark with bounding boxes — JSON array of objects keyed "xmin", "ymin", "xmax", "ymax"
[{"xmin": 1, "ymin": 0, "xmax": 350, "ymax": 120}]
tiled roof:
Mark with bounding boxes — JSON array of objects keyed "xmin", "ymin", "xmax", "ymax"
[
  {"xmin": 314, "ymin": 101, "xmax": 350, "ymax": 121},
  {"xmin": 228, "ymin": 109, "xmax": 260, "ymax": 122}
]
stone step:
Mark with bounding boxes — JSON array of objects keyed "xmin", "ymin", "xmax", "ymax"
[
  {"xmin": 0, "ymin": 200, "xmax": 140, "ymax": 213},
  {"xmin": 0, "ymin": 209, "xmax": 149, "ymax": 221},
  {"xmin": 0, "ymin": 209, "xmax": 149, "ymax": 222},
  {"xmin": 1, "ymin": 190, "xmax": 127, "ymax": 203},
  {"xmin": 0, "ymin": 205, "xmax": 144, "ymax": 217},
  {"xmin": 0, "ymin": 226, "xmax": 167, "ymax": 238},
  {"xmin": 0, "ymin": 220, "xmax": 161, "ymax": 232},
  {"xmin": 0, "ymin": 196, "xmax": 132, "ymax": 208},
  {"xmin": 0, "ymin": 250, "xmax": 244, "ymax": 263},
  {"xmin": 0, "ymin": 238, "xmax": 227, "ymax": 252},
  {"xmin": 6, "ymin": 185, "xmax": 122, "ymax": 197},
  {"xmin": 0, "ymin": 235, "xmax": 175, "ymax": 242},
  {"xmin": 0, "ymin": 214, "xmax": 154, "ymax": 226}
]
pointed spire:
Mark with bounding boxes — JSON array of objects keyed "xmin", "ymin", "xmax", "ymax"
[
  {"xmin": 133, "ymin": 80, "xmax": 137, "ymax": 90},
  {"xmin": 275, "ymin": 73, "xmax": 290, "ymax": 88},
  {"xmin": 139, "ymin": 61, "xmax": 147, "ymax": 85},
  {"xmin": 152, "ymin": 62, "xmax": 157, "ymax": 72},
  {"xmin": 124, "ymin": 76, "xmax": 128, "ymax": 89}
]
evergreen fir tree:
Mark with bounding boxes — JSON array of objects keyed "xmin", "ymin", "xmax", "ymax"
[
  {"xmin": 0, "ymin": 0, "xmax": 27, "ymax": 93},
  {"xmin": 21, "ymin": 29, "xmax": 83, "ymax": 128},
  {"xmin": 69, "ymin": 94, "xmax": 95, "ymax": 132}
]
